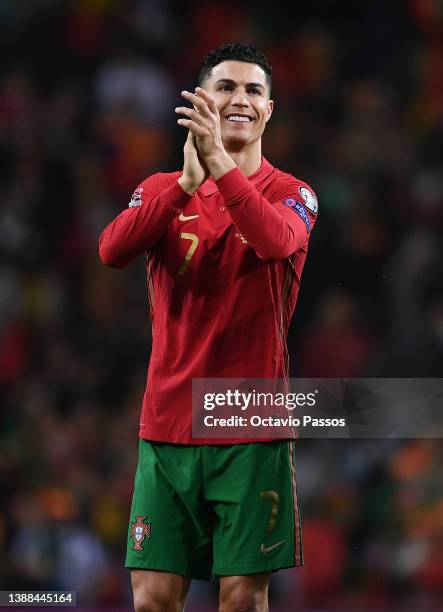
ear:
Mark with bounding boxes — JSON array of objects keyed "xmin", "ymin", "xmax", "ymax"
[{"xmin": 265, "ymin": 99, "xmax": 274, "ymax": 122}]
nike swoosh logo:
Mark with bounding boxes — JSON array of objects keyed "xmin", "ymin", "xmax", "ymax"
[
  {"xmin": 260, "ymin": 540, "xmax": 286, "ymax": 554},
  {"xmin": 179, "ymin": 213, "xmax": 199, "ymax": 221}
]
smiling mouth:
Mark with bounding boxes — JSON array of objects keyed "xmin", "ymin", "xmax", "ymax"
[{"xmin": 225, "ymin": 114, "xmax": 253, "ymax": 123}]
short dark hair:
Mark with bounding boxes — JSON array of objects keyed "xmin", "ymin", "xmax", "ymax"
[{"xmin": 198, "ymin": 42, "xmax": 272, "ymax": 93}]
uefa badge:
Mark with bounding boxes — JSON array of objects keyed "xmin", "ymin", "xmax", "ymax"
[
  {"xmin": 130, "ymin": 516, "xmax": 151, "ymax": 551},
  {"xmin": 128, "ymin": 188, "xmax": 143, "ymax": 208},
  {"xmin": 298, "ymin": 186, "xmax": 318, "ymax": 214}
]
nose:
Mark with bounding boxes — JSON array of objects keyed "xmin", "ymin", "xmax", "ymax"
[{"xmin": 231, "ymin": 87, "xmax": 249, "ymax": 108}]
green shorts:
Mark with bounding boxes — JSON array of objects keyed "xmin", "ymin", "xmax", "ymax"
[{"xmin": 125, "ymin": 440, "xmax": 303, "ymax": 580}]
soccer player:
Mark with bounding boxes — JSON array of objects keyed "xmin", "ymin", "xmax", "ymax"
[{"xmin": 99, "ymin": 43, "xmax": 318, "ymax": 612}]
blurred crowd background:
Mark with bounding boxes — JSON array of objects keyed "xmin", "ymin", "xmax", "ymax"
[{"xmin": 0, "ymin": 0, "xmax": 442, "ymax": 610}]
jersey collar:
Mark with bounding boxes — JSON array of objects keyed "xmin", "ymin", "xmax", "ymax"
[{"xmin": 198, "ymin": 156, "xmax": 274, "ymax": 196}]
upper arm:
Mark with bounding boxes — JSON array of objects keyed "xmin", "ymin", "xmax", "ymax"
[
  {"xmin": 127, "ymin": 172, "xmax": 179, "ymax": 209},
  {"xmin": 268, "ymin": 177, "xmax": 319, "ymax": 250},
  {"xmin": 98, "ymin": 171, "xmax": 181, "ymax": 267}
]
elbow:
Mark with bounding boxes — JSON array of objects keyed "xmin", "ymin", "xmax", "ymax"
[
  {"xmin": 99, "ymin": 251, "xmax": 121, "ymax": 268},
  {"xmin": 255, "ymin": 243, "xmax": 297, "ymax": 261},
  {"xmin": 99, "ymin": 247, "xmax": 121, "ymax": 268},
  {"xmin": 98, "ymin": 235, "xmax": 125, "ymax": 268},
  {"xmin": 255, "ymin": 230, "xmax": 306, "ymax": 261}
]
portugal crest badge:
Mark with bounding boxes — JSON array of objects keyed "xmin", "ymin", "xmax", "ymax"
[{"xmin": 130, "ymin": 516, "xmax": 151, "ymax": 551}]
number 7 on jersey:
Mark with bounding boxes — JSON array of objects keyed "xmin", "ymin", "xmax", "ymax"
[{"xmin": 178, "ymin": 233, "xmax": 199, "ymax": 275}]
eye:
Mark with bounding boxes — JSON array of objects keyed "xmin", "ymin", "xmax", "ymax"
[
  {"xmin": 218, "ymin": 84, "xmax": 233, "ymax": 92},
  {"xmin": 248, "ymin": 88, "xmax": 261, "ymax": 96}
]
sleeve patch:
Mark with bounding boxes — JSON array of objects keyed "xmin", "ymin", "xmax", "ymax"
[
  {"xmin": 283, "ymin": 197, "xmax": 311, "ymax": 232},
  {"xmin": 298, "ymin": 186, "xmax": 318, "ymax": 214},
  {"xmin": 128, "ymin": 188, "xmax": 143, "ymax": 208}
]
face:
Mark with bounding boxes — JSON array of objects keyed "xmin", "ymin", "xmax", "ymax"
[{"xmin": 202, "ymin": 60, "xmax": 273, "ymax": 149}]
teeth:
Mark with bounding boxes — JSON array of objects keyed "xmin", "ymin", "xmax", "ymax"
[{"xmin": 227, "ymin": 115, "xmax": 250, "ymax": 122}]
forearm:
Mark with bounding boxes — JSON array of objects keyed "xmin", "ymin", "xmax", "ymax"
[
  {"xmin": 99, "ymin": 180, "xmax": 191, "ymax": 267},
  {"xmin": 178, "ymin": 175, "xmax": 200, "ymax": 195},
  {"xmin": 216, "ymin": 168, "xmax": 308, "ymax": 260}
]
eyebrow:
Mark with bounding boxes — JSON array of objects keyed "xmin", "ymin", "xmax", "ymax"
[{"xmin": 215, "ymin": 78, "xmax": 265, "ymax": 90}]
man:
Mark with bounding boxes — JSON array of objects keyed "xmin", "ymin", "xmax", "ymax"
[{"xmin": 99, "ymin": 43, "xmax": 318, "ymax": 612}]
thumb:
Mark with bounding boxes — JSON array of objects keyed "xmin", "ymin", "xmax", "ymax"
[
  {"xmin": 185, "ymin": 130, "xmax": 195, "ymax": 146},
  {"xmin": 184, "ymin": 130, "xmax": 197, "ymax": 153}
]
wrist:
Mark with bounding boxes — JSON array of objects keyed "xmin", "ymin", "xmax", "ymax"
[
  {"xmin": 205, "ymin": 150, "xmax": 236, "ymax": 181},
  {"xmin": 178, "ymin": 175, "xmax": 199, "ymax": 195}
]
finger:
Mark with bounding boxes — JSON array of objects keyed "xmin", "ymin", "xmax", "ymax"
[
  {"xmin": 181, "ymin": 90, "xmax": 212, "ymax": 117},
  {"xmin": 194, "ymin": 87, "xmax": 218, "ymax": 114},
  {"xmin": 177, "ymin": 118, "xmax": 207, "ymax": 137},
  {"xmin": 175, "ymin": 106, "xmax": 206, "ymax": 125}
]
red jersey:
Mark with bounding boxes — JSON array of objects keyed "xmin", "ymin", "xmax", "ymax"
[{"xmin": 99, "ymin": 158, "xmax": 318, "ymax": 444}]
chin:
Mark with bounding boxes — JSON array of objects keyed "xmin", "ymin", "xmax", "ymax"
[{"xmin": 222, "ymin": 132, "xmax": 251, "ymax": 149}]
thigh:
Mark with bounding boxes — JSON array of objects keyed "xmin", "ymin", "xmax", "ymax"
[
  {"xmin": 206, "ymin": 441, "xmax": 303, "ymax": 576},
  {"xmin": 125, "ymin": 440, "xmax": 212, "ymax": 581},
  {"xmin": 131, "ymin": 569, "xmax": 190, "ymax": 612}
]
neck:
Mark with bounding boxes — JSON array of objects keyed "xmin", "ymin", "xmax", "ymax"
[{"xmin": 225, "ymin": 140, "xmax": 262, "ymax": 177}]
